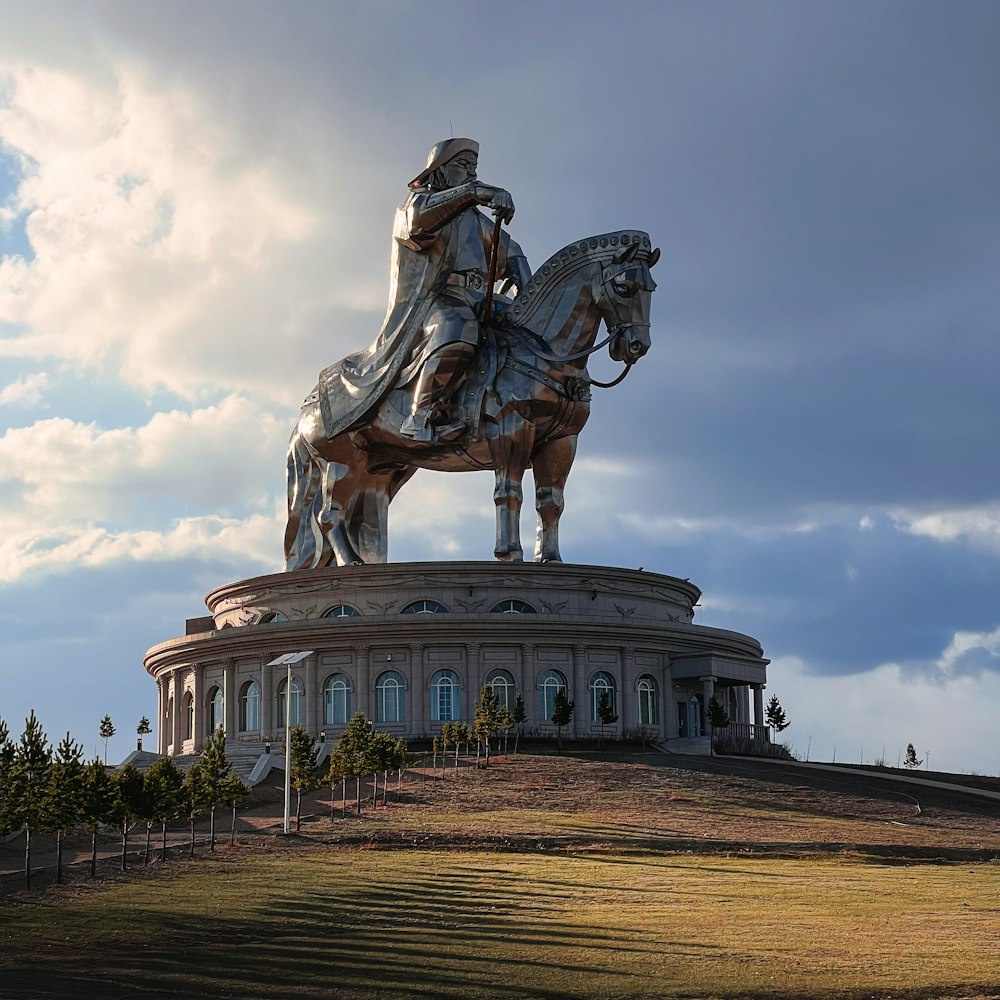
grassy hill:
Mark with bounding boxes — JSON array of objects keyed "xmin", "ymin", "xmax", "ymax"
[{"xmin": 2, "ymin": 751, "xmax": 998, "ymax": 999}]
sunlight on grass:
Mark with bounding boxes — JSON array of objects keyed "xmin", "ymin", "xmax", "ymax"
[{"xmin": 3, "ymin": 849, "xmax": 998, "ymax": 998}]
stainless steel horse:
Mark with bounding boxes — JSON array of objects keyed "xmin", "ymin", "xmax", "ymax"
[{"xmin": 284, "ymin": 230, "xmax": 659, "ymax": 569}]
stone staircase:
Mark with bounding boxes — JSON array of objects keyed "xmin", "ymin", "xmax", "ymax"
[
  {"xmin": 222, "ymin": 739, "xmax": 268, "ymax": 780},
  {"xmin": 659, "ymin": 736, "xmax": 713, "ymax": 756}
]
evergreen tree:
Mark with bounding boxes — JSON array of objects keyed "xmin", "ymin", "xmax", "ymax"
[
  {"xmin": 366, "ymin": 731, "xmax": 398, "ymax": 806},
  {"xmin": 189, "ymin": 727, "xmax": 236, "ymax": 851},
  {"xmin": 707, "ymin": 697, "xmax": 730, "ymax": 756},
  {"xmin": 764, "ymin": 695, "xmax": 790, "ymax": 733},
  {"xmin": 289, "ymin": 724, "xmax": 319, "ymax": 831},
  {"xmin": 0, "ymin": 716, "xmax": 14, "ymax": 837},
  {"xmin": 326, "ymin": 747, "xmax": 347, "ymax": 820},
  {"xmin": 596, "ymin": 691, "xmax": 618, "ymax": 748},
  {"xmin": 136, "ymin": 715, "xmax": 152, "ymax": 752},
  {"xmin": 8, "ymin": 711, "xmax": 52, "ymax": 890},
  {"xmin": 144, "ymin": 756, "xmax": 186, "ymax": 862},
  {"xmin": 512, "ymin": 694, "xmax": 526, "ymax": 754},
  {"xmin": 333, "ymin": 712, "xmax": 373, "ymax": 814},
  {"xmin": 498, "ymin": 706, "xmax": 514, "ymax": 756},
  {"xmin": 474, "ymin": 686, "xmax": 502, "ymax": 766},
  {"xmin": 393, "ymin": 737, "xmax": 409, "ymax": 800},
  {"xmin": 551, "ymin": 690, "xmax": 574, "ymax": 754},
  {"xmin": 42, "ymin": 733, "xmax": 85, "ymax": 884},
  {"xmin": 707, "ymin": 697, "xmax": 730, "ymax": 730},
  {"xmin": 903, "ymin": 743, "xmax": 923, "ymax": 769},
  {"xmin": 80, "ymin": 758, "xmax": 115, "ymax": 876},
  {"xmin": 99, "ymin": 715, "xmax": 116, "ymax": 765},
  {"xmin": 220, "ymin": 771, "xmax": 250, "ymax": 846},
  {"xmin": 112, "ymin": 764, "xmax": 146, "ymax": 871},
  {"xmin": 180, "ymin": 768, "xmax": 202, "ymax": 858}
]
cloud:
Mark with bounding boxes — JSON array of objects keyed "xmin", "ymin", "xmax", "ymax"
[
  {"xmin": 0, "ymin": 61, "xmax": 379, "ymax": 403},
  {"xmin": 0, "ymin": 510, "xmax": 282, "ymax": 585},
  {"xmin": 773, "ymin": 654, "xmax": 1000, "ymax": 774},
  {"xmin": 0, "ymin": 370, "xmax": 47, "ymax": 404},
  {"xmin": 892, "ymin": 504, "xmax": 1000, "ymax": 556}
]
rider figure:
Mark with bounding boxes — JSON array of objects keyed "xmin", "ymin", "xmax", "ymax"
[{"xmin": 397, "ymin": 138, "xmax": 532, "ymax": 441}]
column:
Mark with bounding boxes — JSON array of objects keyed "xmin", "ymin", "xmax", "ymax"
[
  {"xmin": 620, "ymin": 646, "xmax": 635, "ymax": 735},
  {"xmin": 192, "ymin": 663, "xmax": 205, "ymax": 751},
  {"xmin": 260, "ymin": 658, "xmax": 274, "ymax": 740},
  {"xmin": 466, "ymin": 643, "xmax": 481, "ymax": 718},
  {"xmin": 520, "ymin": 644, "xmax": 534, "ymax": 722},
  {"xmin": 753, "ymin": 684, "xmax": 765, "ymax": 731},
  {"xmin": 700, "ymin": 675, "xmax": 715, "ymax": 739},
  {"xmin": 223, "ymin": 659, "xmax": 237, "ymax": 737},
  {"xmin": 155, "ymin": 674, "xmax": 165, "ymax": 754},
  {"xmin": 356, "ymin": 646, "xmax": 371, "ymax": 720},
  {"xmin": 409, "ymin": 646, "xmax": 424, "ymax": 736},
  {"xmin": 171, "ymin": 668, "xmax": 183, "ymax": 755},
  {"xmin": 573, "ymin": 645, "xmax": 588, "ymax": 736},
  {"xmin": 737, "ymin": 686, "xmax": 750, "ymax": 725},
  {"xmin": 306, "ymin": 655, "xmax": 318, "ymax": 735}
]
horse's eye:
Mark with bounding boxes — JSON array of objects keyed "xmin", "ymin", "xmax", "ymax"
[{"xmin": 613, "ymin": 279, "xmax": 638, "ymax": 298}]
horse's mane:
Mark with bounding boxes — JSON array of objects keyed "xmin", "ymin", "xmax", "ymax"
[{"xmin": 507, "ymin": 230, "xmax": 653, "ymax": 330}]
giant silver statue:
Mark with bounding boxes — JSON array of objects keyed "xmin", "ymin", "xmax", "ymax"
[{"xmin": 284, "ymin": 137, "xmax": 659, "ymax": 569}]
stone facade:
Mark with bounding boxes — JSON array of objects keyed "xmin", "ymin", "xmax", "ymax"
[{"xmin": 144, "ymin": 561, "xmax": 769, "ymax": 754}]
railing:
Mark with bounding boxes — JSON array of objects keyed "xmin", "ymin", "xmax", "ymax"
[{"xmin": 724, "ymin": 722, "xmax": 771, "ymax": 743}]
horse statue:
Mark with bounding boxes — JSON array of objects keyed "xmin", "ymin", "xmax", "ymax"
[{"xmin": 284, "ymin": 229, "xmax": 659, "ymax": 569}]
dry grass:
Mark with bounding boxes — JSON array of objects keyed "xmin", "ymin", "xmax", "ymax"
[
  {"xmin": 2, "ymin": 753, "xmax": 999, "ymax": 999},
  {"xmin": 2, "ymin": 847, "xmax": 999, "ymax": 999}
]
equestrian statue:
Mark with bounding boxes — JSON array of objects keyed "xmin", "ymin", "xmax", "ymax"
[{"xmin": 284, "ymin": 137, "xmax": 660, "ymax": 569}]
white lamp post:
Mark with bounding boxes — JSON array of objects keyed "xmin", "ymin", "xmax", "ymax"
[{"xmin": 267, "ymin": 650, "xmax": 313, "ymax": 835}]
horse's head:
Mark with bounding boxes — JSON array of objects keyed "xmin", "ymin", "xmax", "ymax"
[{"xmin": 597, "ymin": 241, "xmax": 659, "ymax": 363}]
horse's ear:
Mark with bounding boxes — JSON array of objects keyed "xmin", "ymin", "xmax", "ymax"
[
  {"xmin": 613, "ymin": 242, "xmax": 641, "ymax": 265},
  {"xmin": 648, "ymin": 247, "xmax": 661, "ymax": 268}
]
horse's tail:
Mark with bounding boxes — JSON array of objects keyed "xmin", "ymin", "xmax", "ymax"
[{"xmin": 283, "ymin": 416, "xmax": 329, "ymax": 571}]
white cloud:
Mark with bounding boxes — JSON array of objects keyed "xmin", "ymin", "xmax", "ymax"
[
  {"xmin": 0, "ymin": 394, "xmax": 288, "ymax": 580},
  {"xmin": 0, "ymin": 371, "xmax": 47, "ymax": 404},
  {"xmin": 0, "ymin": 62, "xmax": 382, "ymax": 403},
  {"xmin": 0, "ymin": 511, "xmax": 281, "ymax": 585},
  {"xmin": 771, "ymin": 655, "xmax": 1000, "ymax": 775},
  {"xmin": 892, "ymin": 504, "xmax": 1000, "ymax": 555}
]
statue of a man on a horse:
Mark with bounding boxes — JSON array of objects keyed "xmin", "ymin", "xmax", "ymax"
[{"xmin": 285, "ymin": 138, "xmax": 660, "ymax": 570}]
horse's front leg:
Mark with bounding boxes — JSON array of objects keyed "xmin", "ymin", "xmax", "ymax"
[
  {"xmin": 531, "ymin": 435, "xmax": 578, "ymax": 563},
  {"xmin": 489, "ymin": 415, "xmax": 534, "ymax": 562}
]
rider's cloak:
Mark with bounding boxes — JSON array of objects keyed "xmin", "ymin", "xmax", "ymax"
[{"xmin": 314, "ymin": 190, "xmax": 523, "ymax": 439}]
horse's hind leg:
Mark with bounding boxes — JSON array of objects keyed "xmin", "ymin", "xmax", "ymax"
[
  {"xmin": 319, "ymin": 458, "xmax": 365, "ymax": 566},
  {"xmin": 284, "ymin": 426, "xmax": 330, "ymax": 571},
  {"xmin": 531, "ymin": 435, "xmax": 577, "ymax": 563}
]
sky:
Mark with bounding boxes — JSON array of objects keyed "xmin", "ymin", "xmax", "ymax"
[{"xmin": 1, "ymin": 1, "xmax": 998, "ymax": 774}]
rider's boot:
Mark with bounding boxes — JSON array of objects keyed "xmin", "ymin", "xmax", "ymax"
[{"xmin": 400, "ymin": 343, "xmax": 475, "ymax": 441}]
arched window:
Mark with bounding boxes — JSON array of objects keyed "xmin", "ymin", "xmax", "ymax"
[
  {"xmin": 276, "ymin": 677, "xmax": 303, "ymax": 728},
  {"xmin": 208, "ymin": 686, "xmax": 224, "ymax": 734},
  {"xmin": 487, "ymin": 670, "xmax": 516, "ymax": 712},
  {"xmin": 491, "ymin": 599, "xmax": 536, "ymax": 614},
  {"xmin": 259, "ymin": 611, "xmax": 288, "ymax": 623},
  {"xmin": 637, "ymin": 675, "xmax": 658, "ymax": 726},
  {"xmin": 376, "ymin": 671, "xmax": 405, "ymax": 723},
  {"xmin": 589, "ymin": 672, "xmax": 616, "ymax": 722},
  {"xmin": 240, "ymin": 680, "xmax": 261, "ymax": 732},
  {"xmin": 183, "ymin": 692, "xmax": 194, "ymax": 741},
  {"xmin": 402, "ymin": 600, "xmax": 448, "ymax": 614},
  {"xmin": 322, "ymin": 604, "xmax": 360, "ymax": 619},
  {"xmin": 538, "ymin": 669, "xmax": 567, "ymax": 722},
  {"xmin": 430, "ymin": 669, "xmax": 460, "ymax": 722},
  {"xmin": 324, "ymin": 674, "xmax": 353, "ymax": 726}
]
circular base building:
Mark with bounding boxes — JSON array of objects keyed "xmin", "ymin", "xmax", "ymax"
[{"xmin": 144, "ymin": 561, "xmax": 770, "ymax": 755}]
